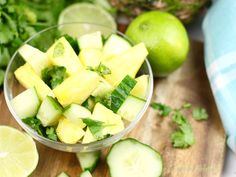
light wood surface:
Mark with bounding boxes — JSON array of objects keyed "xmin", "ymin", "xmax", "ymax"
[{"xmin": 0, "ymin": 41, "xmax": 226, "ymax": 177}]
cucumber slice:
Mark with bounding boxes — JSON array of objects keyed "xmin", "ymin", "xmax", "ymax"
[
  {"xmin": 78, "ymin": 31, "xmax": 103, "ymax": 49},
  {"xmin": 102, "ymin": 34, "xmax": 131, "ymax": 61},
  {"xmin": 56, "ymin": 117, "xmax": 85, "ymax": 144},
  {"xmin": 79, "ymin": 49, "xmax": 102, "ymax": 68},
  {"xmin": 131, "ymin": 75, "xmax": 149, "ymax": 99},
  {"xmin": 80, "ymin": 171, "xmax": 92, "ymax": 177},
  {"xmin": 57, "ymin": 172, "xmax": 70, "ymax": 177},
  {"xmin": 91, "ymin": 77, "xmax": 113, "ymax": 97},
  {"xmin": 117, "ymin": 95, "xmax": 145, "ymax": 122},
  {"xmin": 106, "ymin": 75, "xmax": 137, "ymax": 113},
  {"xmin": 36, "ymin": 96, "xmax": 63, "ymax": 127},
  {"xmin": 64, "ymin": 104, "xmax": 91, "ymax": 128},
  {"xmin": 19, "ymin": 44, "xmax": 50, "ymax": 76},
  {"xmin": 11, "ymin": 87, "xmax": 40, "ymax": 119},
  {"xmin": 76, "ymin": 151, "xmax": 101, "ymax": 172},
  {"xmin": 107, "ymin": 138, "xmax": 163, "ymax": 177}
]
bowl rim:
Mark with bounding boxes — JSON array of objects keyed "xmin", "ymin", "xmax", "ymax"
[{"xmin": 4, "ymin": 22, "xmax": 153, "ymax": 152}]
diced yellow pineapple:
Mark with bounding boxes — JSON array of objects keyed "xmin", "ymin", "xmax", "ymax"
[
  {"xmin": 47, "ymin": 37, "xmax": 83, "ymax": 75},
  {"xmin": 104, "ymin": 43, "xmax": 148, "ymax": 86},
  {"xmin": 131, "ymin": 75, "xmax": 149, "ymax": 99},
  {"xmin": 53, "ymin": 70, "xmax": 100, "ymax": 106},
  {"xmin": 79, "ymin": 48, "xmax": 102, "ymax": 68},
  {"xmin": 92, "ymin": 103, "xmax": 124, "ymax": 135},
  {"xmin": 56, "ymin": 117, "xmax": 85, "ymax": 144},
  {"xmin": 19, "ymin": 44, "xmax": 50, "ymax": 76},
  {"xmin": 82, "ymin": 128, "xmax": 97, "ymax": 144},
  {"xmin": 14, "ymin": 63, "xmax": 54, "ymax": 100}
]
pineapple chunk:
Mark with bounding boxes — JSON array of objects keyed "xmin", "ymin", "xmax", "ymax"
[
  {"xmin": 104, "ymin": 43, "xmax": 148, "ymax": 86},
  {"xmin": 131, "ymin": 75, "xmax": 149, "ymax": 99},
  {"xmin": 14, "ymin": 63, "xmax": 54, "ymax": 100},
  {"xmin": 79, "ymin": 48, "xmax": 102, "ymax": 68},
  {"xmin": 82, "ymin": 128, "xmax": 97, "ymax": 144},
  {"xmin": 56, "ymin": 117, "xmax": 85, "ymax": 144},
  {"xmin": 47, "ymin": 37, "xmax": 83, "ymax": 75},
  {"xmin": 53, "ymin": 70, "xmax": 100, "ymax": 106},
  {"xmin": 91, "ymin": 103, "xmax": 124, "ymax": 135},
  {"xmin": 19, "ymin": 44, "xmax": 50, "ymax": 76}
]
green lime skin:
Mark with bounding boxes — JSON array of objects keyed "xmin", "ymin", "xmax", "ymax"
[{"xmin": 126, "ymin": 11, "xmax": 189, "ymax": 77}]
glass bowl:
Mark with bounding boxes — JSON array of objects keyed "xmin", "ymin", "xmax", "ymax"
[{"xmin": 4, "ymin": 23, "xmax": 153, "ymax": 152}]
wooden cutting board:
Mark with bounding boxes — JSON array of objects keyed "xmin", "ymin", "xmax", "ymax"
[{"xmin": 0, "ymin": 41, "xmax": 226, "ymax": 177}]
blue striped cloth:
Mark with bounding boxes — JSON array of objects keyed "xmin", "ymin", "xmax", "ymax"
[{"xmin": 203, "ymin": 0, "xmax": 236, "ymax": 153}]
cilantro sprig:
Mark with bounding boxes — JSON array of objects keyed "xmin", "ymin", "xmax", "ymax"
[
  {"xmin": 192, "ymin": 107, "xmax": 208, "ymax": 120},
  {"xmin": 88, "ymin": 63, "xmax": 111, "ymax": 76},
  {"xmin": 82, "ymin": 118, "xmax": 112, "ymax": 140},
  {"xmin": 22, "ymin": 117, "xmax": 58, "ymax": 141},
  {"xmin": 151, "ymin": 101, "xmax": 208, "ymax": 148},
  {"xmin": 41, "ymin": 66, "xmax": 68, "ymax": 89}
]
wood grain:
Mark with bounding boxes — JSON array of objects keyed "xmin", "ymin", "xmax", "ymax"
[{"xmin": 0, "ymin": 41, "xmax": 226, "ymax": 177}]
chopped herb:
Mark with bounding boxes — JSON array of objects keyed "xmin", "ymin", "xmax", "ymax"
[
  {"xmin": 151, "ymin": 101, "xmax": 207, "ymax": 148},
  {"xmin": 83, "ymin": 118, "xmax": 105, "ymax": 140},
  {"xmin": 88, "ymin": 63, "xmax": 111, "ymax": 76},
  {"xmin": 41, "ymin": 66, "xmax": 67, "ymax": 89},
  {"xmin": 151, "ymin": 102, "xmax": 172, "ymax": 117},
  {"xmin": 97, "ymin": 63, "xmax": 111, "ymax": 76},
  {"xmin": 192, "ymin": 107, "xmax": 208, "ymax": 120},
  {"xmin": 46, "ymin": 127, "xmax": 57, "ymax": 141},
  {"xmin": 22, "ymin": 117, "xmax": 45, "ymax": 136},
  {"xmin": 171, "ymin": 111, "xmax": 195, "ymax": 148},
  {"xmin": 171, "ymin": 123, "xmax": 195, "ymax": 148}
]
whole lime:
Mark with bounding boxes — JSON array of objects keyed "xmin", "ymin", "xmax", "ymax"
[{"xmin": 126, "ymin": 11, "xmax": 189, "ymax": 76}]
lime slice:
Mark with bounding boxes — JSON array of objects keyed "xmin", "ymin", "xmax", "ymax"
[
  {"xmin": 58, "ymin": 3, "xmax": 117, "ymax": 38},
  {"xmin": 0, "ymin": 126, "xmax": 38, "ymax": 177}
]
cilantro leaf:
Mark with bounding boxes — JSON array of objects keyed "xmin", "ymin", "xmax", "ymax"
[
  {"xmin": 151, "ymin": 102, "xmax": 172, "ymax": 117},
  {"xmin": 172, "ymin": 111, "xmax": 187, "ymax": 125},
  {"xmin": 171, "ymin": 123, "xmax": 195, "ymax": 148},
  {"xmin": 88, "ymin": 63, "xmax": 111, "ymax": 76},
  {"xmin": 22, "ymin": 117, "xmax": 45, "ymax": 136},
  {"xmin": 0, "ymin": 47, "xmax": 10, "ymax": 67},
  {"xmin": 82, "ymin": 118, "xmax": 105, "ymax": 140},
  {"xmin": 192, "ymin": 107, "xmax": 208, "ymax": 120},
  {"xmin": 171, "ymin": 112, "xmax": 195, "ymax": 148},
  {"xmin": 41, "ymin": 66, "xmax": 67, "ymax": 89},
  {"xmin": 46, "ymin": 127, "xmax": 57, "ymax": 141}
]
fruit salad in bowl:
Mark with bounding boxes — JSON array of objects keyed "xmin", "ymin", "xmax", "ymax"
[{"xmin": 4, "ymin": 23, "xmax": 153, "ymax": 152}]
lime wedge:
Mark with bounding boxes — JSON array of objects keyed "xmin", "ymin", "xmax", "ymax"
[
  {"xmin": 0, "ymin": 126, "xmax": 38, "ymax": 177},
  {"xmin": 58, "ymin": 3, "xmax": 117, "ymax": 38}
]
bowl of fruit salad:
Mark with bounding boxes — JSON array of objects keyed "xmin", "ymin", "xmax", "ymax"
[{"xmin": 4, "ymin": 23, "xmax": 153, "ymax": 152}]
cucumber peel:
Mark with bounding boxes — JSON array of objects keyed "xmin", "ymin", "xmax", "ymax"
[{"xmin": 76, "ymin": 151, "xmax": 101, "ymax": 172}]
